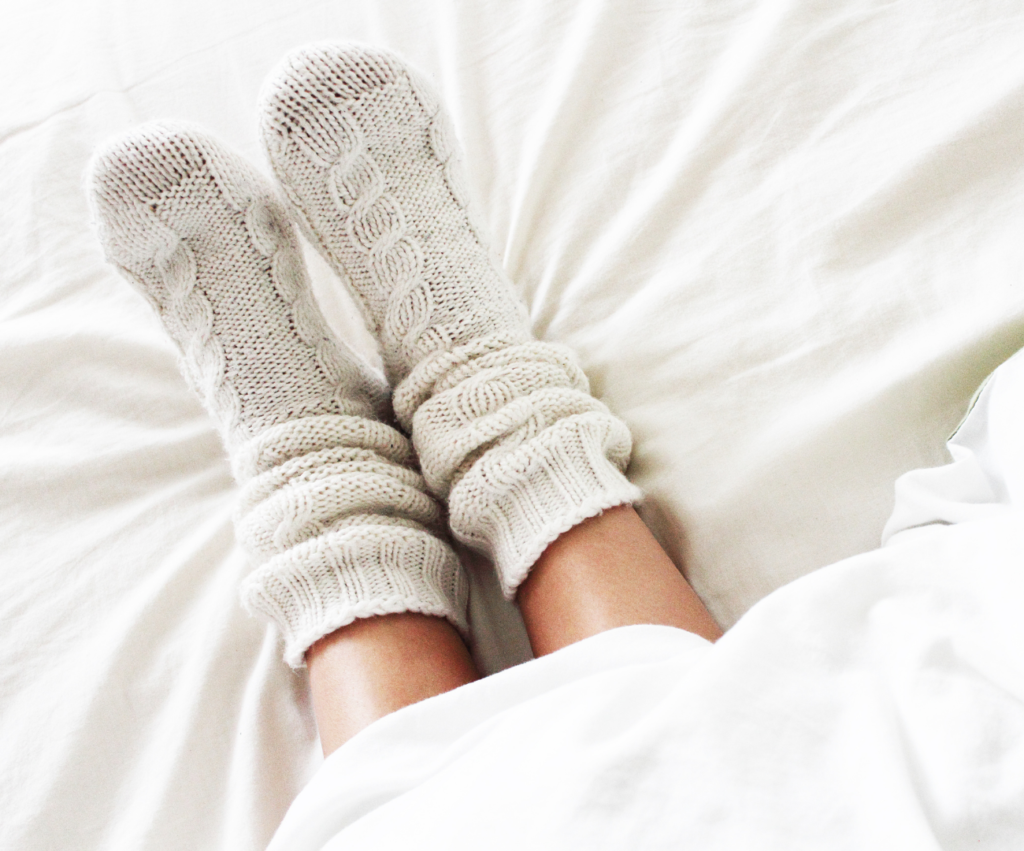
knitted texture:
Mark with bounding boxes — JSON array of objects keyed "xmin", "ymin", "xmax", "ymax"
[
  {"xmin": 260, "ymin": 44, "xmax": 642, "ymax": 597},
  {"xmin": 87, "ymin": 123, "xmax": 467, "ymax": 665}
]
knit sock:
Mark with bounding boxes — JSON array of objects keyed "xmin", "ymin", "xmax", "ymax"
[
  {"xmin": 87, "ymin": 122, "xmax": 467, "ymax": 665},
  {"xmin": 259, "ymin": 44, "xmax": 642, "ymax": 598}
]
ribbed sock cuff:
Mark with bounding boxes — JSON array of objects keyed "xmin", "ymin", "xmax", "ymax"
[
  {"xmin": 447, "ymin": 411, "xmax": 643, "ymax": 598},
  {"xmin": 240, "ymin": 524, "xmax": 469, "ymax": 667}
]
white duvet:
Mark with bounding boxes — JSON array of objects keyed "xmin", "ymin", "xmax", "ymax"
[
  {"xmin": 3, "ymin": 1, "xmax": 1024, "ymax": 848},
  {"xmin": 269, "ymin": 349, "xmax": 1024, "ymax": 849}
]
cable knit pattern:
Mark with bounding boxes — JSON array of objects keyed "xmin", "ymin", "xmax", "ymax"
[
  {"xmin": 259, "ymin": 44, "xmax": 531, "ymax": 389},
  {"xmin": 87, "ymin": 123, "xmax": 467, "ymax": 665},
  {"xmin": 260, "ymin": 44, "xmax": 642, "ymax": 597}
]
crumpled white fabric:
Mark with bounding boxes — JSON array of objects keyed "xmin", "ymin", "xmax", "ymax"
[
  {"xmin": 883, "ymin": 347, "xmax": 1024, "ymax": 543},
  {"xmin": 269, "ymin": 347, "xmax": 1024, "ymax": 849}
]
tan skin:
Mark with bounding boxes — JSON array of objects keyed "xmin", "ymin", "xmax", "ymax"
[{"xmin": 307, "ymin": 505, "xmax": 723, "ymax": 755}]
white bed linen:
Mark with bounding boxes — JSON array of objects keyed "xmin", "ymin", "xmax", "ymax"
[
  {"xmin": 270, "ymin": 347, "xmax": 1024, "ymax": 850},
  {"xmin": 3, "ymin": 1, "xmax": 1024, "ymax": 848}
]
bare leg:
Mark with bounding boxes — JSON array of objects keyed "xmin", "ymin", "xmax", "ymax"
[
  {"xmin": 307, "ymin": 505, "xmax": 720, "ymax": 753},
  {"xmin": 307, "ymin": 613, "xmax": 478, "ymax": 755},
  {"xmin": 518, "ymin": 505, "xmax": 722, "ymax": 656}
]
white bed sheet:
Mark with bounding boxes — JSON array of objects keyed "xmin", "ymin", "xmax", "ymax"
[{"xmin": 3, "ymin": 1, "xmax": 1024, "ymax": 848}]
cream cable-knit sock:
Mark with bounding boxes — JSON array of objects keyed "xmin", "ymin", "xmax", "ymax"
[
  {"xmin": 87, "ymin": 122, "xmax": 467, "ymax": 665},
  {"xmin": 259, "ymin": 44, "xmax": 642, "ymax": 597}
]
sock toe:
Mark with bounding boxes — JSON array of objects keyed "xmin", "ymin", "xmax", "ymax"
[
  {"xmin": 89, "ymin": 122, "xmax": 208, "ymax": 207},
  {"xmin": 259, "ymin": 43, "xmax": 405, "ymax": 167},
  {"xmin": 87, "ymin": 121, "xmax": 267, "ymax": 272}
]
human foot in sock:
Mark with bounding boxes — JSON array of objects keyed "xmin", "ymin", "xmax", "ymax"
[
  {"xmin": 259, "ymin": 44, "xmax": 643, "ymax": 597},
  {"xmin": 87, "ymin": 122, "xmax": 467, "ymax": 665}
]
